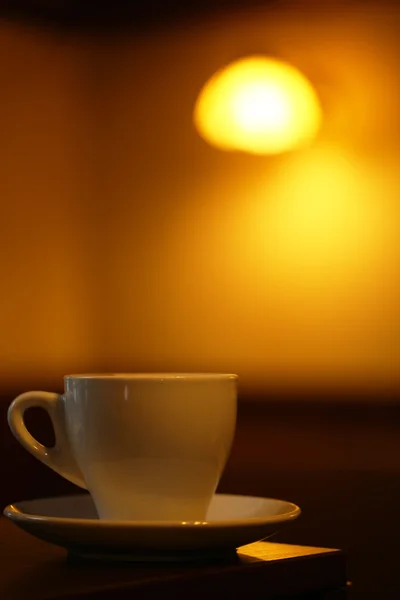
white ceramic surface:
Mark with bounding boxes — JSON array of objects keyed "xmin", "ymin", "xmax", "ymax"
[
  {"xmin": 7, "ymin": 373, "xmax": 237, "ymax": 521},
  {"xmin": 4, "ymin": 494, "xmax": 301, "ymax": 561}
]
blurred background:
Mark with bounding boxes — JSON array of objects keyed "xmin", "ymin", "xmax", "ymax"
[
  {"xmin": 0, "ymin": 0, "xmax": 399, "ymax": 397},
  {"xmin": 0, "ymin": 0, "xmax": 399, "ymax": 598}
]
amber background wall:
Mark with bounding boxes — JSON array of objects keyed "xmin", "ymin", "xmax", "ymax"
[{"xmin": 0, "ymin": 1, "xmax": 399, "ymax": 397}]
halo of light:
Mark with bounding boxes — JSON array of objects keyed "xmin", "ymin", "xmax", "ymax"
[{"xmin": 194, "ymin": 56, "xmax": 322, "ymax": 155}]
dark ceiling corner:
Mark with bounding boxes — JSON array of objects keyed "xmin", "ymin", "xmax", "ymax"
[{"xmin": 0, "ymin": 0, "xmax": 280, "ymax": 32}]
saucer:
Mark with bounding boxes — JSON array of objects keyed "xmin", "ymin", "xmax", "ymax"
[{"xmin": 4, "ymin": 493, "xmax": 300, "ymax": 561}]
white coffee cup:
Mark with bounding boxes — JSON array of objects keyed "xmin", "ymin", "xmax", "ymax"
[{"xmin": 8, "ymin": 373, "xmax": 237, "ymax": 521}]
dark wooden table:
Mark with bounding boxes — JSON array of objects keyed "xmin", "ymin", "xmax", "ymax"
[{"xmin": 0, "ymin": 516, "xmax": 347, "ymax": 599}]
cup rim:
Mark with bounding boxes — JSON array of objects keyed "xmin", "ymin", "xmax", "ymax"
[{"xmin": 64, "ymin": 373, "xmax": 238, "ymax": 381}]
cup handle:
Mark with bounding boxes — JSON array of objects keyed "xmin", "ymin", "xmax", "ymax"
[{"xmin": 7, "ymin": 391, "xmax": 87, "ymax": 489}]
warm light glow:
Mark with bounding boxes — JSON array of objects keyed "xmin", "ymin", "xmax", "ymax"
[
  {"xmin": 194, "ymin": 56, "xmax": 322, "ymax": 155},
  {"xmin": 1, "ymin": 13, "xmax": 399, "ymax": 396}
]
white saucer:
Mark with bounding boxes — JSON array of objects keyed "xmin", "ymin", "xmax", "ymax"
[{"xmin": 4, "ymin": 493, "xmax": 300, "ymax": 561}]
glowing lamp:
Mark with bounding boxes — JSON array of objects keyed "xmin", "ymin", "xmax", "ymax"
[{"xmin": 194, "ymin": 56, "xmax": 322, "ymax": 155}]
